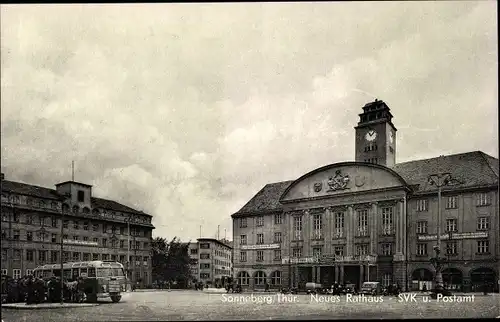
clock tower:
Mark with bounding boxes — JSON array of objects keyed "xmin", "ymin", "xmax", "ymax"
[{"xmin": 354, "ymin": 99, "xmax": 397, "ymax": 167}]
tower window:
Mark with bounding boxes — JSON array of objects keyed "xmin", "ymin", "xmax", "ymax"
[{"xmin": 77, "ymin": 190, "xmax": 85, "ymax": 202}]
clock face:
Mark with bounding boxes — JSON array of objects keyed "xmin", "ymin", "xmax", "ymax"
[
  {"xmin": 365, "ymin": 129, "xmax": 377, "ymax": 142},
  {"xmin": 389, "ymin": 130, "xmax": 394, "ymax": 144}
]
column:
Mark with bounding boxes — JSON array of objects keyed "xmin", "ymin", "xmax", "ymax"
[
  {"xmin": 312, "ymin": 266, "xmax": 316, "ymax": 283},
  {"xmin": 335, "ymin": 265, "xmax": 339, "ymax": 283},
  {"xmin": 370, "ymin": 203, "xmax": 378, "ymax": 255},
  {"xmin": 360, "ymin": 265, "xmax": 365, "ymax": 289},
  {"xmin": 395, "ymin": 201, "xmax": 401, "ymax": 254},
  {"xmin": 340, "ymin": 265, "xmax": 345, "ymax": 284},
  {"xmin": 316, "ymin": 266, "xmax": 321, "ymax": 284},
  {"xmin": 346, "ymin": 206, "xmax": 354, "ymax": 256}
]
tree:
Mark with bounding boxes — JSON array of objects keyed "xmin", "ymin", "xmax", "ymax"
[{"xmin": 151, "ymin": 237, "xmax": 191, "ymax": 288}]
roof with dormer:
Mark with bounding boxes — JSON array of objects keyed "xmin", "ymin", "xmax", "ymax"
[
  {"xmin": 232, "ymin": 151, "xmax": 499, "ymax": 217},
  {"xmin": 0, "ymin": 179, "xmax": 151, "ymax": 216}
]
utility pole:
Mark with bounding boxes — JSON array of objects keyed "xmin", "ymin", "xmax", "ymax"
[
  {"xmin": 59, "ymin": 202, "xmax": 65, "ymax": 305},
  {"xmin": 127, "ymin": 215, "xmax": 131, "ymax": 288}
]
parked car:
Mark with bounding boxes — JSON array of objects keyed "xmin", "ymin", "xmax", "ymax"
[
  {"xmin": 344, "ymin": 283, "xmax": 358, "ymax": 295},
  {"xmin": 305, "ymin": 282, "xmax": 324, "ymax": 294},
  {"xmin": 360, "ymin": 282, "xmax": 382, "ymax": 296}
]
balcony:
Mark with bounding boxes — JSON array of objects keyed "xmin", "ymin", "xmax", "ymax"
[{"xmin": 382, "ymin": 227, "xmax": 393, "ymax": 236}]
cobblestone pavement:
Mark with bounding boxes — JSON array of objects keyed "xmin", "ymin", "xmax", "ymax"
[{"xmin": 2, "ymin": 291, "xmax": 499, "ymax": 321}]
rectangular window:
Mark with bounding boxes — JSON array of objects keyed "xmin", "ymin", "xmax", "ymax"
[
  {"xmin": 256, "ymin": 250, "xmax": 264, "ymax": 262},
  {"xmin": 357, "ymin": 210, "xmax": 368, "ymax": 236},
  {"xmin": 274, "ymin": 214, "xmax": 282, "ymax": 225},
  {"xmin": 313, "ymin": 214, "xmax": 322, "ymax": 239},
  {"xmin": 416, "ymin": 199, "xmax": 428, "ymax": 212},
  {"xmin": 39, "ymin": 250, "xmax": 47, "ymax": 262},
  {"xmin": 51, "ymin": 233, "xmax": 57, "ymax": 243},
  {"xmin": 73, "ymin": 236, "xmax": 79, "ymax": 241},
  {"xmin": 72, "ymin": 252, "xmax": 80, "ymax": 261},
  {"xmin": 382, "ymin": 273, "xmax": 392, "ymax": 287},
  {"xmin": 120, "ymin": 227, "xmax": 125, "ymax": 235},
  {"xmin": 200, "ymin": 243, "xmax": 210, "ymax": 249},
  {"xmin": 27, "ymin": 231, "xmax": 33, "ymax": 241},
  {"xmin": 93, "ymin": 223, "xmax": 99, "ymax": 231},
  {"xmin": 63, "ymin": 220, "xmax": 69, "ymax": 229},
  {"xmin": 446, "ymin": 219, "xmax": 457, "ymax": 232},
  {"xmin": 446, "ymin": 196, "xmax": 458, "ymax": 209},
  {"xmin": 13, "ymin": 249, "xmax": 21, "ymax": 260},
  {"xmin": 51, "ymin": 251, "xmax": 58, "ymax": 263},
  {"xmin": 200, "ymin": 253, "xmax": 210, "ymax": 259},
  {"xmin": 92, "ymin": 253, "xmax": 99, "ymax": 261},
  {"xmin": 274, "ymin": 232, "xmax": 282, "ymax": 243},
  {"xmin": 274, "ymin": 250, "xmax": 281, "ymax": 261},
  {"xmin": 240, "ymin": 218, "xmax": 247, "ymax": 228},
  {"xmin": 257, "ymin": 233, "xmax": 264, "ymax": 244},
  {"xmin": 293, "ymin": 216, "xmax": 303, "ymax": 240},
  {"xmin": 102, "ymin": 239, "xmax": 107, "ymax": 247},
  {"xmin": 334, "ymin": 212, "xmax": 344, "ymax": 238},
  {"xmin": 26, "ymin": 215, "xmax": 33, "ymax": 225},
  {"xmin": 416, "ymin": 221, "xmax": 428, "ymax": 234},
  {"xmin": 73, "ymin": 221, "xmax": 79, "ymax": 230},
  {"xmin": 63, "ymin": 252, "xmax": 70, "ymax": 262},
  {"xmin": 334, "ymin": 246, "xmax": 344, "ymax": 257},
  {"xmin": 240, "ymin": 235, "xmax": 247, "ymax": 245},
  {"xmin": 292, "ymin": 247, "xmax": 302, "ymax": 258},
  {"xmin": 355, "ymin": 244, "xmax": 369, "ymax": 256},
  {"xmin": 200, "ymin": 263, "xmax": 210, "ymax": 269},
  {"xmin": 26, "ymin": 250, "xmax": 34, "ymax": 261},
  {"xmin": 477, "ymin": 217, "xmax": 490, "ymax": 230},
  {"xmin": 102, "ymin": 254, "xmax": 109, "ymax": 261},
  {"xmin": 83, "ymin": 222, "xmax": 89, "ymax": 230},
  {"xmin": 77, "ymin": 190, "xmax": 85, "ymax": 202},
  {"xmin": 381, "ymin": 243, "xmax": 393, "ymax": 256},
  {"xmin": 312, "ymin": 247, "xmax": 323, "ymax": 258},
  {"xmin": 476, "ymin": 193, "xmax": 491, "ymax": 206},
  {"xmin": 26, "ymin": 269, "xmax": 33, "ymax": 276},
  {"xmin": 382, "ymin": 207, "xmax": 393, "ymax": 235},
  {"xmin": 51, "ymin": 217, "xmax": 57, "ymax": 228},
  {"xmin": 240, "ymin": 251, "xmax": 247, "ymax": 262},
  {"xmin": 13, "ymin": 269, "xmax": 21, "ymax": 280},
  {"xmin": 200, "ymin": 273, "xmax": 210, "ymax": 279},
  {"xmin": 13, "ymin": 230, "xmax": 20, "ymax": 240},
  {"xmin": 83, "ymin": 253, "xmax": 90, "ymax": 261},
  {"xmin": 446, "ymin": 241, "xmax": 457, "ymax": 255},
  {"xmin": 477, "ymin": 240, "xmax": 489, "ymax": 254},
  {"xmin": 416, "ymin": 243, "xmax": 427, "ymax": 256},
  {"xmin": 120, "ymin": 240, "xmax": 125, "ymax": 248},
  {"xmin": 256, "ymin": 216, "xmax": 264, "ymax": 227}
]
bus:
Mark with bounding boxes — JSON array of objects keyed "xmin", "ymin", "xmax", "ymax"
[{"xmin": 33, "ymin": 260, "xmax": 128, "ymax": 303}]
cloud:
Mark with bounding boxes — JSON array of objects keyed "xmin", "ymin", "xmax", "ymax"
[{"xmin": 1, "ymin": 2, "xmax": 497, "ymax": 241}]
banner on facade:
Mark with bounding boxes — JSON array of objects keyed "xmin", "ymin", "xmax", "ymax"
[
  {"xmin": 281, "ymin": 255, "xmax": 376, "ymax": 265},
  {"xmin": 417, "ymin": 232, "xmax": 488, "ymax": 241},
  {"xmin": 62, "ymin": 239, "xmax": 99, "ymax": 246},
  {"xmin": 241, "ymin": 244, "xmax": 280, "ymax": 250}
]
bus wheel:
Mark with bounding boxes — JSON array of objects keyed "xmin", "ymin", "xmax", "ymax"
[{"xmin": 111, "ymin": 295, "xmax": 122, "ymax": 303}]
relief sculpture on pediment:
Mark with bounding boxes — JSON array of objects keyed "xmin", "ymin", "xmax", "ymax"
[{"xmin": 327, "ymin": 170, "xmax": 350, "ymax": 192}]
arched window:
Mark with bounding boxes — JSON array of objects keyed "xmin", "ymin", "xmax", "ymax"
[
  {"xmin": 51, "ymin": 201, "xmax": 58, "ymax": 209},
  {"xmin": 237, "ymin": 271, "xmax": 250, "ymax": 285},
  {"xmin": 72, "ymin": 205, "xmax": 79, "ymax": 214},
  {"xmin": 38, "ymin": 200, "xmax": 46, "ymax": 208},
  {"xmin": 13, "ymin": 196, "xmax": 20, "ymax": 204},
  {"xmin": 92, "ymin": 208, "xmax": 100, "ymax": 216},
  {"xmin": 82, "ymin": 207, "xmax": 90, "ymax": 214},
  {"xmin": 62, "ymin": 204, "xmax": 70, "ymax": 214},
  {"xmin": 27, "ymin": 198, "xmax": 33, "ymax": 206},
  {"xmin": 270, "ymin": 271, "xmax": 282, "ymax": 286},
  {"xmin": 254, "ymin": 271, "xmax": 267, "ymax": 286}
]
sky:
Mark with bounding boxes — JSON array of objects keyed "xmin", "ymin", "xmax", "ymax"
[{"xmin": 1, "ymin": 2, "xmax": 497, "ymax": 242}]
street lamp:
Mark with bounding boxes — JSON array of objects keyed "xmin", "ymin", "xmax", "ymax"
[{"xmin": 428, "ymin": 170, "xmax": 456, "ymax": 296}]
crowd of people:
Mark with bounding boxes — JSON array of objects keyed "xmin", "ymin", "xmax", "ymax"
[{"xmin": 1, "ymin": 274, "xmax": 87, "ymax": 304}]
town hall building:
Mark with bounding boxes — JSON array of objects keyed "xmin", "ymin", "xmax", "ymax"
[{"xmin": 231, "ymin": 99, "xmax": 499, "ymax": 292}]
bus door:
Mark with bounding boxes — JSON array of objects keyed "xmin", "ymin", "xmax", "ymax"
[{"xmin": 71, "ymin": 268, "xmax": 79, "ymax": 281}]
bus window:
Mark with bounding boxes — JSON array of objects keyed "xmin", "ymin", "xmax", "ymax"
[
  {"xmin": 71, "ymin": 268, "xmax": 79, "ymax": 280},
  {"xmin": 112, "ymin": 268, "xmax": 124, "ymax": 277},
  {"xmin": 63, "ymin": 269, "xmax": 71, "ymax": 280},
  {"xmin": 97, "ymin": 268, "xmax": 111, "ymax": 278},
  {"xmin": 43, "ymin": 270, "xmax": 51, "ymax": 278},
  {"xmin": 88, "ymin": 267, "xmax": 96, "ymax": 277},
  {"xmin": 80, "ymin": 267, "xmax": 88, "ymax": 277},
  {"xmin": 35, "ymin": 270, "xmax": 43, "ymax": 278}
]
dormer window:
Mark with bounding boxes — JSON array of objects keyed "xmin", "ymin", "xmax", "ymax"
[{"xmin": 77, "ymin": 190, "xmax": 85, "ymax": 202}]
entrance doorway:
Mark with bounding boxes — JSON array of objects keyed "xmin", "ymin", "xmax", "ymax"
[
  {"xmin": 344, "ymin": 266, "xmax": 360, "ymax": 287},
  {"xmin": 320, "ymin": 266, "xmax": 335, "ymax": 286}
]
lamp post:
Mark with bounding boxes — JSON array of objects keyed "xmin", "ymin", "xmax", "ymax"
[
  {"xmin": 428, "ymin": 170, "xmax": 455, "ymax": 295},
  {"xmin": 59, "ymin": 204, "xmax": 65, "ymax": 305}
]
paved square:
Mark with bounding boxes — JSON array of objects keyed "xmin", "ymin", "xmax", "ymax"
[{"xmin": 1, "ymin": 291, "xmax": 499, "ymax": 321}]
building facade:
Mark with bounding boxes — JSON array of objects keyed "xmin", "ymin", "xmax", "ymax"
[
  {"xmin": 187, "ymin": 238, "xmax": 233, "ymax": 287},
  {"xmin": 231, "ymin": 99, "xmax": 499, "ymax": 292},
  {"xmin": 1, "ymin": 177, "xmax": 155, "ymax": 286}
]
